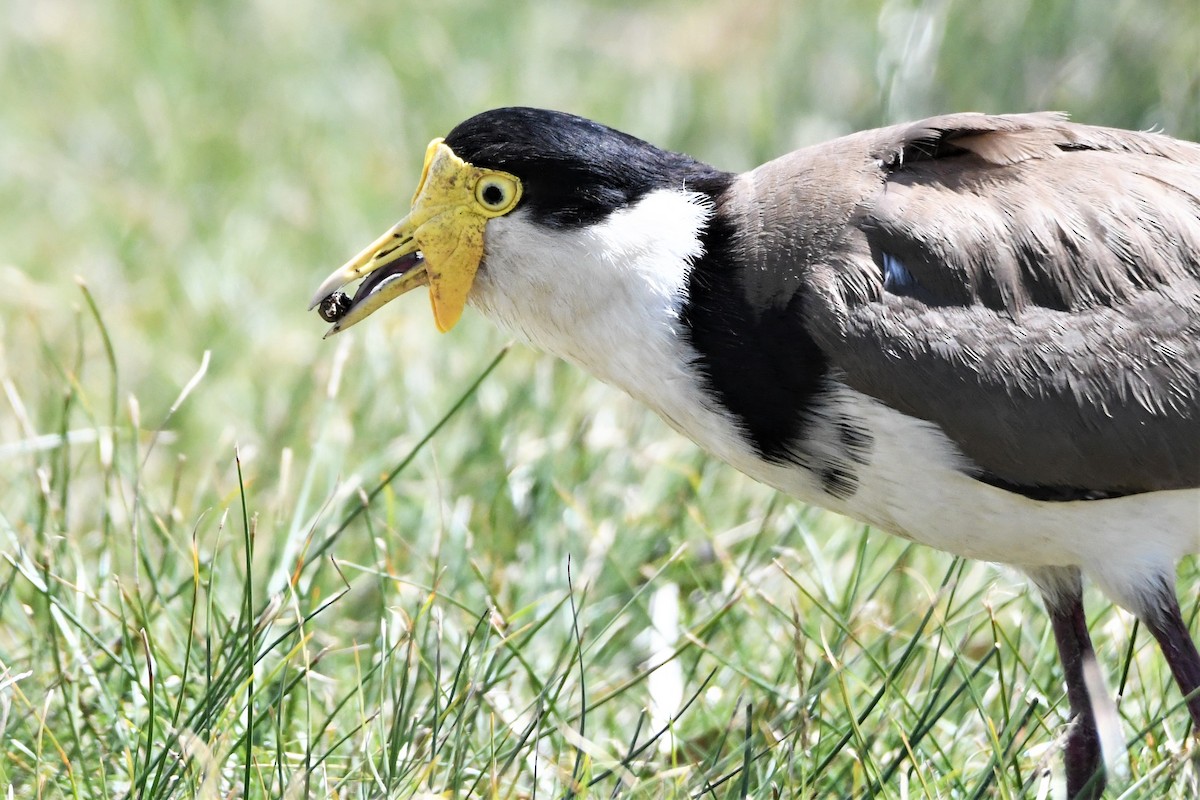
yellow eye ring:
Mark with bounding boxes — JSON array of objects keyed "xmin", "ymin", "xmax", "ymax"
[{"xmin": 474, "ymin": 173, "xmax": 521, "ymax": 215}]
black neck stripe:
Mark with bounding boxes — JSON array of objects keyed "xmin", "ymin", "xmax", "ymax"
[{"xmin": 681, "ymin": 208, "xmax": 833, "ymax": 467}]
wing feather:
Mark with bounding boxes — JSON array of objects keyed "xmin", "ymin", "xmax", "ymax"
[{"xmin": 744, "ymin": 114, "xmax": 1200, "ymax": 493}]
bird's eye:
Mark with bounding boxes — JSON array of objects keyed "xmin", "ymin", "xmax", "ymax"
[
  {"xmin": 474, "ymin": 174, "xmax": 520, "ymax": 214},
  {"xmin": 481, "ymin": 183, "xmax": 504, "ymax": 206}
]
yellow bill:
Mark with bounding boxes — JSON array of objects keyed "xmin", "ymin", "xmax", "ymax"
[{"xmin": 309, "ymin": 138, "xmax": 522, "ymax": 335}]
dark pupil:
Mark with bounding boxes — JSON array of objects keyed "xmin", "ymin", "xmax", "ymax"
[{"xmin": 482, "ymin": 184, "xmax": 504, "ymax": 206}]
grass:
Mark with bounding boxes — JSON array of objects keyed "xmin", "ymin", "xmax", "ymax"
[{"xmin": 1, "ymin": 0, "xmax": 1198, "ymax": 797}]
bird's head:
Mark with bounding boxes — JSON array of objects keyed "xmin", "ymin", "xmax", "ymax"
[{"xmin": 310, "ymin": 107, "xmax": 731, "ymax": 336}]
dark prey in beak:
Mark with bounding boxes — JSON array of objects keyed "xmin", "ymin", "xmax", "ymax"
[{"xmin": 316, "ymin": 250, "xmax": 426, "ymax": 323}]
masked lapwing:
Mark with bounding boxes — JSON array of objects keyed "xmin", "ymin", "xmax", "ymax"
[{"xmin": 311, "ymin": 108, "xmax": 1200, "ymax": 798}]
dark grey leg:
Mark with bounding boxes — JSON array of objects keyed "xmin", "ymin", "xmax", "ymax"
[
  {"xmin": 1034, "ymin": 568, "xmax": 1106, "ymax": 800},
  {"xmin": 1138, "ymin": 580, "xmax": 1200, "ymax": 727}
]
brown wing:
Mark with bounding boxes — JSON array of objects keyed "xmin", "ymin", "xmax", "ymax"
[{"xmin": 748, "ymin": 114, "xmax": 1200, "ymax": 494}]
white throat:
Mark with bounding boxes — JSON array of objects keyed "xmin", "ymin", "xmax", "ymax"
[
  {"xmin": 470, "ymin": 189, "xmax": 713, "ymax": 397},
  {"xmin": 469, "ymin": 188, "xmax": 766, "ymax": 474}
]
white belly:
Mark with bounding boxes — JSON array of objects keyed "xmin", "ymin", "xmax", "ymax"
[{"xmin": 688, "ymin": 384, "xmax": 1200, "ymax": 611}]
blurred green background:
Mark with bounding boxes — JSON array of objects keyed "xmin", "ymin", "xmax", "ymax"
[
  {"xmin": 4, "ymin": 0, "xmax": 1197, "ymax": 489},
  {"xmin": 1, "ymin": 0, "xmax": 1197, "ymax": 797}
]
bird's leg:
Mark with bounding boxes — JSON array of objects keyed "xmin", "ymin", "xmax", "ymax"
[
  {"xmin": 1138, "ymin": 579, "xmax": 1200, "ymax": 728},
  {"xmin": 1034, "ymin": 568, "xmax": 1106, "ymax": 800}
]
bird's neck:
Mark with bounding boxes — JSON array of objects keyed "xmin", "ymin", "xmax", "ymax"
[{"xmin": 468, "ymin": 187, "xmax": 778, "ymax": 477}]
